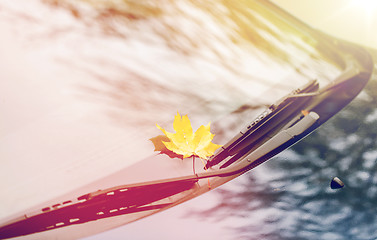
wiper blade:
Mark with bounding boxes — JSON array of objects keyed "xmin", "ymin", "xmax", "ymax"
[
  {"xmin": 205, "ymin": 80, "xmax": 319, "ymax": 169},
  {"xmin": 0, "ymin": 108, "xmax": 321, "ymax": 239}
]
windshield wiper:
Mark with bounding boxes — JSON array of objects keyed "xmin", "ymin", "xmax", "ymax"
[{"xmin": 205, "ymin": 80, "xmax": 319, "ymax": 169}]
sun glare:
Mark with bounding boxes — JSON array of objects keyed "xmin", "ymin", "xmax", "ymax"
[{"xmin": 349, "ymin": 0, "xmax": 377, "ymax": 15}]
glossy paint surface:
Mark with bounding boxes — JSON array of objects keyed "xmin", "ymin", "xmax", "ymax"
[{"xmin": 1, "ymin": 1, "xmax": 375, "ymax": 239}]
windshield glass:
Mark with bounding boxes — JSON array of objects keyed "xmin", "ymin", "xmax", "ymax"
[{"xmin": 0, "ymin": 0, "xmax": 350, "ymax": 237}]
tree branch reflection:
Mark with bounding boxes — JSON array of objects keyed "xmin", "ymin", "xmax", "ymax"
[{"xmin": 189, "ymin": 56, "xmax": 377, "ymax": 239}]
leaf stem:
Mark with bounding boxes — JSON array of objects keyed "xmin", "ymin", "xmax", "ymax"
[{"xmin": 192, "ymin": 155, "xmax": 196, "ymax": 175}]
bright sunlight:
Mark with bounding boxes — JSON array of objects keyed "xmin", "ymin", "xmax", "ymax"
[{"xmin": 348, "ymin": 0, "xmax": 377, "ymax": 16}]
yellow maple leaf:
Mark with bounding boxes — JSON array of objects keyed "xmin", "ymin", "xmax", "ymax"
[{"xmin": 155, "ymin": 112, "xmax": 222, "ymax": 159}]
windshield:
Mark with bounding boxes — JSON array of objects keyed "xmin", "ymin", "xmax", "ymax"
[{"xmin": 0, "ymin": 0, "xmax": 354, "ymax": 238}]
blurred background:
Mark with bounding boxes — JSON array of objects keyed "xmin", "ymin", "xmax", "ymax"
[
  {"xmin": 1, "ymin": 0, "xmax": 377, "ymax": 240},
  {"xmin": 85, "ymin": 1, "xmax": 377, "ymax": 239}
]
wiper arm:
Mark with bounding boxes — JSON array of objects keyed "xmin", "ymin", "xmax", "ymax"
[
  {"xmin": 206, "ymin": 57, "xmax": 369, "ymax": 170},
  {"xmin": 205, "ymin": 79, "xmax": 319, "ymax": 169}
]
